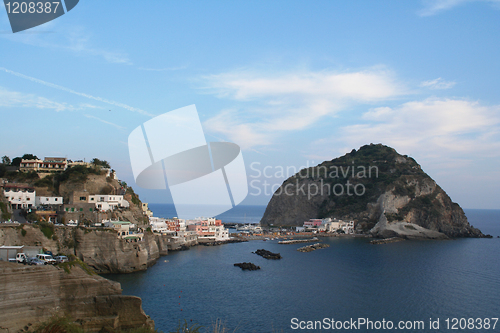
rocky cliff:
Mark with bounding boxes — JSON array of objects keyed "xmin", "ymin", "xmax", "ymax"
[
  {"xmin": 0, "ymin": 225, "xmax": 160, "ymax": 273},
  {"xmin": 260, "ymin": 144, "xmax": 484, "ymax": 238},
  {"xmin": 0, "ymin": 261, "xmax": 154, "ymax": 332}
]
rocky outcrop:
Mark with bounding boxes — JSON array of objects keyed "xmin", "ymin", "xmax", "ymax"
[
  {"xmin": 73, "ymin": 229, "xmax": 160, "ymax": 274},
  {"xmin": 234, "ymin": 262, "xmax": 260, "ymax": 270},
  {"xmin": 297, "ymin": 243, "xmax": 330, "ymax": 252},
  {"xmin": 0, "ymin": 261, "xmax": 154, "ymax": 332},
  {"xmin": 261, "ymin": 144, "xmax": 484, "ymax": 238},
  {"xmin": 254, "ymin": 249, "xmax": 282, "ymax": 259},
  {"xmin": 0, "ymin": 225, "xmax": 160, "ymax": 273}
]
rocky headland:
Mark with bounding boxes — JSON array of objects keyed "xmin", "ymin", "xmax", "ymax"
[{"xmin": 261, "ymin": 144, "xmax": 485, "ymax": 239}]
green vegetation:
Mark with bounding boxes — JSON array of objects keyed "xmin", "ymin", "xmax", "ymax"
[
  {"xmin": 27, "ymin": 212, "xmax": 41, "ymax": 222},
  {"xmin": 290, "ymin": 144, "xmax": 426, "ymax": 220},
  {"xmin": 4, "ymin": 170, "xmax": 39, "ymax": 182},
  {"xmin": 58, "ymin": 256, "xmax": 95, "ymax": 276},
  {"xmin": 1, "ymin": 155, "xmax": 11, "ymax": 165},
  {"xmin": 51, "ymin": 165, "xmax": 104, "ymax": 193},
  {"xmin": 0, "ymin": 164, "xmax": 6, "ymax": 177},
  {"xmin": 34, "ymin": 174, "xmax": 55, "ymax": 189},
  {"xmin": 126, "ymin": 186, "xmax": 141, "ymax": 206},
  {"xmin": 33, "ymin": 315, "xmax": 83, "ymax": 333},
  {"xmin": 0, "ymin": 201, "xmax": 11, "ymax": 221},
  {"xmin": 91, "ymin": 158, "xmax": 111, "ymax": 169},
  {"xmin": 385, "ymin": 213, "xmax": 404, "ymax": 222},
  {"xmin": 21, "ymin": 228, "xmax": 27, "ymax": 237},
  {"xmin": 37, "ymin": 221, "xmax": 55, "ymax": 239},
  {"xmin": 398, "ymin": 192, "xmax": 440, "ymax": 218},
  {"xmin": 170, "ymin": 319, "xmax": 203, "ymax": 333}
]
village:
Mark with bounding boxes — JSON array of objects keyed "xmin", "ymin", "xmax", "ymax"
[{"xmin": 0, "ymin": 155, "xmax": 356, "ymax": 265}]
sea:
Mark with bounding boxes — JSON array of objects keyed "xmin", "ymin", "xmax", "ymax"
[{"xmin": 105, "ymin": 207, "xmax": 500, "ymax": 333}]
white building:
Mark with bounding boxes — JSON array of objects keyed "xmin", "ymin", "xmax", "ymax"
[
  {"xmin": 3, "ymin": 184, "xmax": 35, "ymax": 209},
  {"xmin": 187, "ymin": 217, "xmax": 229, "ymax": 242},
  {"xmin": 35, "ymin": 196, "xmax": 63, "ymax": 206},
  {"xmin": 324, "ymin": 219, "xmax": 355, "ymax": 234},
  {"xmin": 67, "ymin": 219, "xmax": 79, "ymax": 227},
  {"xmin": 149, "ymin": 217, "xmax": 172, "ymax": 234},
  {"xmin": 88, "ymin": 195, "xmax": 130, "ymax": 211},
  {"xmin": 19, "ymin": 157, "xmax": 67, "ymax": 172}
]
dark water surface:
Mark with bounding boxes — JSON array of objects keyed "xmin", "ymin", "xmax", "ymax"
[{"xmin": 105, "ymin": 208, "xmax": 500, "ymax": 332}]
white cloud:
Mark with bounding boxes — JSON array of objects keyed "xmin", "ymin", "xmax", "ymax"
[
  {"xmin": 0, "ymin": 87, "xmax": 75, "ymax": 112},
  {"xmin": 0, "ymin": 25, "xmax": 131, "ymax": 64},
  {"xmin": 310, "ymin": 98, "xmax": 500, "ymax": 160},
  {"xmin": 138, "ymin": 65, "xmax": 188, "ymax": 71},
  {"xmin": 0, "ymin": 67, "xmax": 154, "ymax": 117},
  {"xmin": 202, "ymin": 68, "xmax": 405, "ymax": 149},
  {"xmin": 419, "ymin": 0, "xmax": 500, "ymax": 16},
  {"xmin": 84, "ymin": 114, "xmax": 126, "ymax": 130},
  {"xmin": 420, "ymin": 77, "xmax": 456, "ymax": 90}
]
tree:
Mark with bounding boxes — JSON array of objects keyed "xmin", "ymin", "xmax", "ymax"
[
  {"xmin": 1, "ymin": 156, "xmax": 11, "ymax": 165},
  {"xmin": 21, "ymin": 154, "xmax": 38, "ymax": 160},
  {"xmin": 91, "ymin": 158, "xmax": 110, "ymax": 168},
  {"xmin": 11, "ymin": 157, "xmax": 22, "ymax": 167}
]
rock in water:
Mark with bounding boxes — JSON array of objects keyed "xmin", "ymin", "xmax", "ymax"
[
  {"xmin": 254, "ymin": 249, "xmax": 282, "ymax": 259},
  {"xmin": 260, "ymin": 144, "xmax": 485, "ymax": 238},
  {"xmin": 234, "ymin": 262, "xmax": 261, "ymax": 270}
]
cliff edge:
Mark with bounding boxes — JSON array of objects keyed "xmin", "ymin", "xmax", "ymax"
[
  {"xmin": 0, "ymin": 261, "xmax": 154, "ymax": 332},
  {"xmin": 260, "ymin": 144, "xmax": 484, "ymax": 239}
]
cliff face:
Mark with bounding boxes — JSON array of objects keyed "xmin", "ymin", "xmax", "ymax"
[
  {"xmin": 0, "ymin": 261, "xmax": 154, "ymax": 332},
  {"xmin": 0, "ymin": 225, "xmax": 160, "ymax": 273},
  {"xmin": 260, "ymin": 144, "xmax": 484, "ymax": 238},
  {"xmin": 71, "ymin": 229, "xmax": 160, "ymax": 274}
]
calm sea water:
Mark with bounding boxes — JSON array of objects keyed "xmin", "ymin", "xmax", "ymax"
[
  {"xmin": 105, "ymin": 208, "xmax": 500, "ymax": 333},
  {"xmin": 148, "ymin": 203, "xmax": 266, "ymax": 224}
]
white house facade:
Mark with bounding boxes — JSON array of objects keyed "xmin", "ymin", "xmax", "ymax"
[
  {"xmin": 35, "ymin": 196, "xmax": 63, "ymax": 206},
  {"xmin": 3, "ymin": 185, "xmax": 35, "ymax": 209}
]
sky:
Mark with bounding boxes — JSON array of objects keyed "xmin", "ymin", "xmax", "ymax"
[{"xmin": 0, "ymin": 0, "xmax": 499, "ymax": 209}]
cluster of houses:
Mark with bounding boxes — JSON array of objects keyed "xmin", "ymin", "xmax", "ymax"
[
  {"xmin": 1, "ymin": 183, "xmax": 129, "ymax": 223},
  {"xmin": 149, "ymin": 216, "xmax": 229, "ymax": 244},
  {"xmin": 298, "ymin": 218, "xmax": 355, "ymax": 234},
  {"xmin": 18, "ymin": 157, "xmax": 116, "ymax": 179}
]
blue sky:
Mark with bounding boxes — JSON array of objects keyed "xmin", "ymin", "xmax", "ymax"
[{"xmin": 1, "ymin": 0, "xmax": 499, "ymax": 209}]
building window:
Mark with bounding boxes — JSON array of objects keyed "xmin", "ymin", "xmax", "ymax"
[
  {"xmin": 79, "ymin": 208, "xmax": 83, "ymax": 212},
  {"xmin": 71, "ymin": 208, "xmax": 75, "ymax": 212},
  {"xmin": 79, "ymin": 197, "xmax": 86, "ymax": 201},
  {"xmin": 55, "ymin": 198, "xmax": 58, "ymax": 201},
  {"xmin": 89, "ymin": 208, "xmax": 93, "ymax": 212}
]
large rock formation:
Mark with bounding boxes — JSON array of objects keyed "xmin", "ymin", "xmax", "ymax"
[
  {"xmin": 0, "ymin": 261, "xmax": 154, "ymax": 332},
  {"xmin": 261, "ymin": 144, "xmax": 484, "ymax": 238},
  {"xmin": 0, "ymin": 225, "xmax": 160, "ymax": 273}
]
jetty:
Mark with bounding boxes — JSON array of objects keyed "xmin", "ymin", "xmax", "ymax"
[
  {"xmin": 369, "ymin": 237, "xmax": 405, "ymax": 245},
  {"xmin": 279, "ymin": 237, "xmax": 318, "ymax": 244},
  {"xmin": 297, "ymin": 243, "xmax": 330, "ymax": 252}
]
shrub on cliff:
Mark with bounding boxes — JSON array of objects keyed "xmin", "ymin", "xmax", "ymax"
[
  {"xmin": 36, "ymin": 221, "xmax": 55, "ymax": 239},
  {"xmin": 33, "ymin": 315, "xmax": 83, "ymax": 333}
]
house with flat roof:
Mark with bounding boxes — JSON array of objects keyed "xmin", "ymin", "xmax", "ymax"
[{"xmin": 3, "ymin": 184, "xmax": 35, "ymax": 209}]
